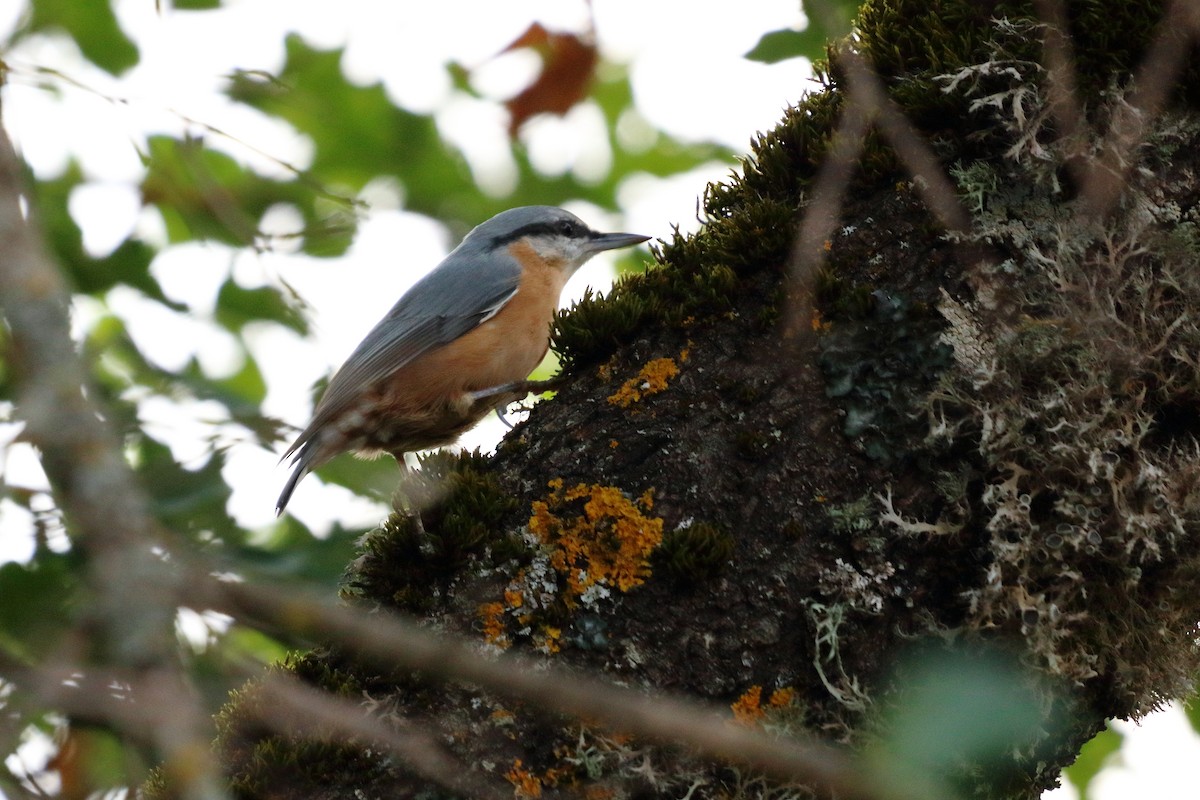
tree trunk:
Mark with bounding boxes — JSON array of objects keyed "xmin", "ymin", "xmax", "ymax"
[{"xmin": 206, "ymin": 2, "xmax": 1200, "ymax": 798}]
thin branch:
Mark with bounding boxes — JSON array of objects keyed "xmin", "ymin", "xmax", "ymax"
[
  {"xmin": 1032, "ymin": 0, "xmax": 1091, "ymax": 185},
  {"xmin": 784, "ymin": 97, "xmax": 872, "ymax": 339},
  {"xmin": 207, "ymin": 578, "xmax": 947, "ymax": 800},
  {"xmin": 1075, "ymin": 0, "xmax": 1200, "ymax": 219},
  {"xmin": 835, "ymin": 48, "xmax": 972, "ymax": 236},
  {"xmin": 253, "ymin": 672, "xmax": 512, "ymax": 800},
  {"xmin": 0, "ymin": 103, "xmax": 229, "ymax": 800}
]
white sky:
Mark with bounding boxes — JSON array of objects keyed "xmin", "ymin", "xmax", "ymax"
[{"xmin": 0, "ymin": 1, "xmax": 1197, "ymax": 797}]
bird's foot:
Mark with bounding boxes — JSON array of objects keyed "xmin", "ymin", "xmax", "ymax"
[{"xmin": 467, "ymin": 377, "xmax": 564, "ymax": 405}]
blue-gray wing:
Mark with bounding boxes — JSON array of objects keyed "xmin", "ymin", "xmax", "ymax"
[{"xmin": 282, "ymin": 246, "xmax": 521, "ymax": 459}]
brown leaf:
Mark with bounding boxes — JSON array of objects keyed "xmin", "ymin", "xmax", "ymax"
[{"xmin": 499, "ymin": 22, "xmax": 599, "ymax": 137}]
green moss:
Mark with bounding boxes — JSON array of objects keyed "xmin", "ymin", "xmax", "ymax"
[
  {"xmin": 550, "ymin": 0, "xmax": 1200, "ymax": 377},
  {"xmin": 342, "ymin": 449, "xmax": 521, "ymax": 613},
  {"xmin": 656, "ymin": 522, "xmax": 736, "ymax": 583},
  {"xmin": 206, "ymin": 654, "xmax": 381, "ymax": 800}
]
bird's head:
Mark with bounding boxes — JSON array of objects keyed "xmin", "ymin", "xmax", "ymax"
[{"xmin": 471, "ymin": 206, "xmax": 649, "ymax": 274}]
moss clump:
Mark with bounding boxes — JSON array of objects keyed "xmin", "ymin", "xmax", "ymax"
[
  {"xmin": 656, "ymin": 521, "xmax": 736, "ymax": 583},
  {"xmin": 551, "ymin": 203, "xmax": 789, "ymax": 371},
  {"xmin": 210, "ymin": 654, "xmax": 381, "ymax": 800},
  {"xmin": 342, "ymin": 449, "xmax": 520, "ymax": 613}
]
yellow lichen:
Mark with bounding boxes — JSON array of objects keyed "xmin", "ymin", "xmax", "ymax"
[
  {"xmin": 606, "ymin": 357, "xmax": 680, "ymax": 408},
  {"xmin": 768, "ymin": 687, "xmax": 796, "ymax": 708},
  {"xmin": 529, "ymin": 480, "xmax": 664, "ymax": 606},
  {"xmin": 536, "ymin": 625, "xmax": 562, "ymax": 654},
  {"xmin": 731, "ymin": 685, "xmax": 798, "ymax": 727},
  {"xmin": 506, "ymin": 760, "xmax": 542, "ymax": 798},
  {"xmin": 478, "ymin": 602, "xmax": 510, "ymax": 649},
  {"xmin": 731, "ymin": 685, "xmax": 765, "ymax": 726}
]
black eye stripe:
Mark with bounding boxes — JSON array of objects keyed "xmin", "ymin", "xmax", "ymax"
[{"xmin": 492, "ymin": 220, "xmax": 589, "ymax": 246}]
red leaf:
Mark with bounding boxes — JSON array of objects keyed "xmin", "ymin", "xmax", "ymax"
[{"xmin": 499, "ymin": 22, "xmax": 599, "ymax": 136}]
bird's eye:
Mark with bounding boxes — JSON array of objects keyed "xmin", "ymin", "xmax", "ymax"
[{"xmin": 559, "ymin": 220, "xmax": 576, "ymax": 236}]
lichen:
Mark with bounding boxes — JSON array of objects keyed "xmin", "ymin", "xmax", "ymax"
[
  {"xmin": 877, "ymin": 32, "xmax": 1200, "ymax": 715},
  {"xmin": 528, "ymin": 479, "xmax": 663, "ymax": 604},
  {"xmin": 478, "ymin": 480, "xmax": 664, "ymax": 651},
  {"xmin": 606, "ymin": 356, "xmax": 681, "ymax": 409}
]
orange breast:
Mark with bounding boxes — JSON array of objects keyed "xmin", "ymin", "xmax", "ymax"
[{"xmin": 373, "ymin": 240, "xmax": 568, "ymax": 417}]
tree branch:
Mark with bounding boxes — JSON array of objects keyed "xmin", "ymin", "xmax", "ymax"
[
  {"xmin": 0, "ymin": 103, "xmax": 228, "ymax": 800},
  {"xmin": 208, "ymin": 578, "xmax": 946, "ymax": 800}
]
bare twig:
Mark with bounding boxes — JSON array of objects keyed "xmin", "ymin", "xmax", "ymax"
[
  {"xmin": 1075, "ymin": 0, "xmax": 1200, "ymax": 219},
  {"xmin": 253, "ymin": 672, "xmax": 511, "ymax": 800},
  {"xmin": 836, "ymin": 49, "xmax": 972, "ymax": 236},
  {"xmin": 207, "ymin": 578, "xmax": 944, "ymax": 800},
  {"xmin": 784, "ymin": 97, "xmax": 872, "ymax": 338},
  {"xmin": 0, "ymin": 105, "xmax": 228, "ymax": 800},
  {"xmin": 1032, "ymin": 0, "xmax": 1091, "ymax": 183}
]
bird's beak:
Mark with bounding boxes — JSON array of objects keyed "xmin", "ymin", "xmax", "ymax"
[{"xmin": 586, "ymin": 231, "xmax": 651, "ymax": 253}]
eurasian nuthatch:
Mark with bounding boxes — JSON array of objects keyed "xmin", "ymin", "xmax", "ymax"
[{"xmin": 276, "ymin": 206, "xmax": 649, "ymax": 514}]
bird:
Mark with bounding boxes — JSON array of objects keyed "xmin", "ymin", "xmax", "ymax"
[{"xmin": 276, "ymin": 206, "xmax": 650, "ymax": 515}]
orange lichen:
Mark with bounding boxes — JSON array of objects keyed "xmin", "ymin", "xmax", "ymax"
[
  {"xmin": 536, "ymin": 625, "xmax": 563, "ymax": 654},
  {"xmin": 478, "ymin": 602, "xmax": 510, "ymax": 649},
  {"xmin": 504, "ymin": 587, "xmax": 524, "ymax": 609},
  {"xmin": 731, "ymin": 685, "xmax": 766, "ymax": 726},
  {"xmin": 768, "ymin": 687, "xmax": 796, "ymax": 708},
  {"xmin": 529, "ymin": 480, "xmax": 664, "ymax": 606},
  {"xmin": 506, "ymin": 760, "xmax": 542, "ymax": 798},
  {"xmin": 606, "ymin": 357, "xmax": 680, "ymax": 408},
  {"xmin": 609, "ymin": 439, "xmax": 619, "ymax": 449},
  {"xmin": 732, "ymin": 685, "xmax": 798, "ymax": 727},
  {"xmin": 810, "ymin": 308, "xmax": 832, "ymax": 332}
]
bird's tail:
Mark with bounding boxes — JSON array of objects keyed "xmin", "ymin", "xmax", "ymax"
[{"xmin": 276, "ymin": 444, "xmax": 318, "ymax": 516}]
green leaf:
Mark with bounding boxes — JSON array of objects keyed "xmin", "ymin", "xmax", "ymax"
[
  {"xmin": 226, "ymin": 36, "xmax": 476, "ymax": 219},
  {"xmin": 27, "ymin": 0, "xmax": 139, "ymax": 75},
  {"xmin": 1064, "ymin": 724, "xmax": 1125, "ymax": 800},
  {"xmin": 870, "ymin": 647, "xmax": 1061, "ymax": 797},
  {"xmin": 132, "ymin": 435, "xmax": 240, "ymax": 542},
  {"xmin": 745, "ymin": 1, "xmax": 859, "ymax": 63},
  {"xmin": 0, "ymin": 552, "xmax": 80, "ymax": 662},
  {"xmin": 1185, "ymin": 693, "xmax": 1200, "ymax": 733},
  {"xmin": 312, "ymin": 451, "xmax": 403, "ymax": 506},
  {"xmin": 172, "ymin": 0, "xmax": 222, "ymax": 9},
  {"xmin": 141, "ymin": 135, "xmax": 358, "ymax": 255},
  {"xmin": 745, "ymin": 28, "xmax": 828, "ymax": 64},
  {"xmin": 234, "ymin": 517, "xmax": 362, "ymax": 586},
  {"xmin": 34, "ymin": 162, "xmax": 182, "ymax": 309},
  {"xmin": 214, "ymin": 278, "xmax": 307, "ymax": 335}
]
